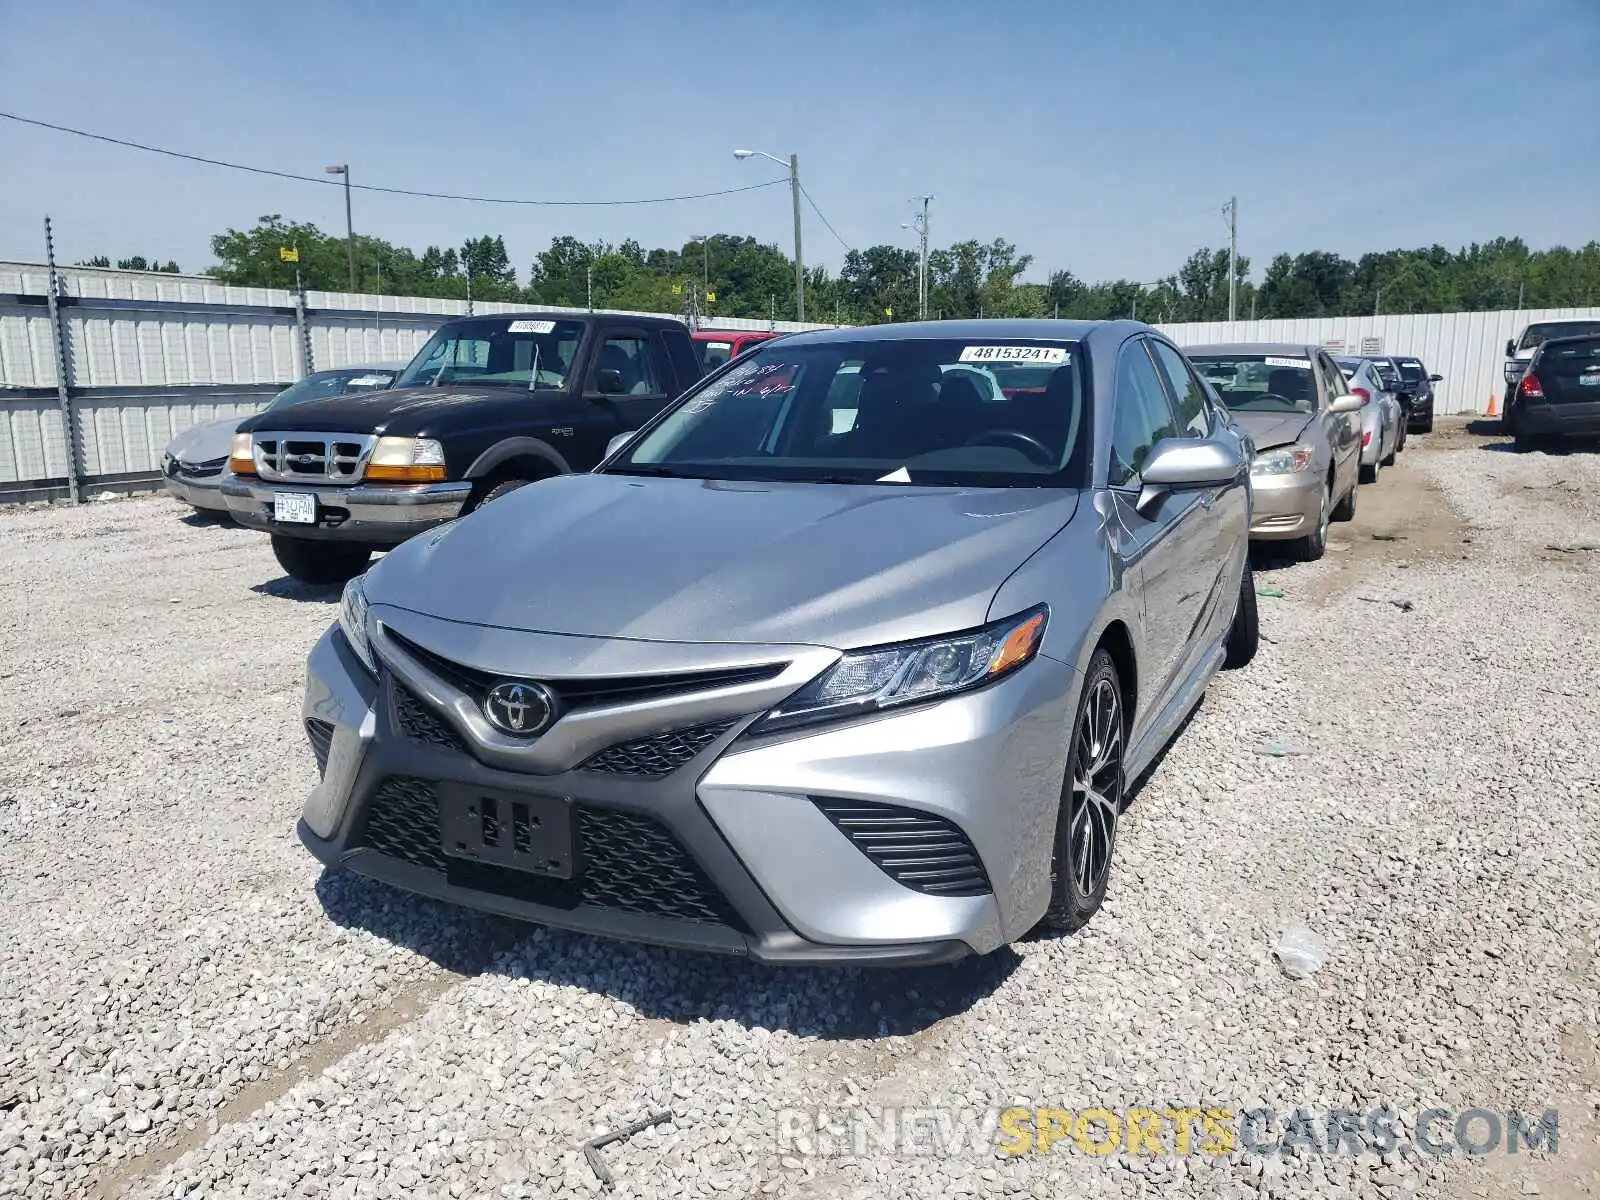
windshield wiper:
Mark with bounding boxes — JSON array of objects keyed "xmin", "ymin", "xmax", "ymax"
[{"xmin": 602, "ymin": 465, "xmax": 696, "ymax": 478}]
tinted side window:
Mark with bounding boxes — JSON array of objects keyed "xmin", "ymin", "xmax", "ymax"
[
  {"xmin": 597, "ymin": 335, "xmax": 664, "ymax": 396},
  {"xmin": 1110, "ymin": 341, "xmax": 1180, "ymax": 486},
  {"xmin": 1148, "ymin": 342, "xmax": 1212, "ymax": 437}
]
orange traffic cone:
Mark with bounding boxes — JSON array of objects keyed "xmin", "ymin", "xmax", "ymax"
[{"xmin": 1485, "ymin": 392, "xmax": 1499, "ymax": 417}]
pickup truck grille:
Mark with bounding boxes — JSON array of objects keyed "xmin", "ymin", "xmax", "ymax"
[{"xmin": 253, "ymin": 432, "xmax": 374, "ymax": 483}]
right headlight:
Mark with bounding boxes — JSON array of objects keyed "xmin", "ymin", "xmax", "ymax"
[
  {"xmin": 338, "ymin": 576, "xmax": 376, "ymax": 675},
  {"xmin": 754, "ymin": 606, "xmax": 1048, "ymax": 734},
  {"xmin": 1251, "ymin": 443, "xmax": 1315, "ymax": 475}
]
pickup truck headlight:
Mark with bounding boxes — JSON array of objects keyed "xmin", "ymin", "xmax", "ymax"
[
  {"xmin": 754, "ymin": 606, "xmax": 1047, "ymax": 734},
  {"xmin": 1251, "ymin": 443, "xmax": 1315, "ymax": 475},
  {"xmin": 338, "ymin": 576, "xmax": 376, "ymax": 674},
  {"xmin": 228, "ymin": 433, "xmax": 255, "ymax": 476},
  {"xmin": 367, "ymin": 437, "xmax": 447, "ymax": 483}
]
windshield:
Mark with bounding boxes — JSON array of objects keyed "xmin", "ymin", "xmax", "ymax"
[
  {"xmin": 1369, "ymin": 359, "xmax": 1400, "ymax": 387},
  {"xmin": 1520, "ymin": 322, "xmax": 1600, "ymax": 351},
  {"xmin": 264, "ymin": 368, "xmax": 396, "ymax": 412},
  {"xmin": 1189, "ymin": 354, "xmax": 1316, "ymax": 413},
  {"xmin": 1397, "ymin": 359, "xmax": 1425, "ymax": 383},
  {"xmin": 607, "ymin": 338, "xmax": 1090, "ymax": 488},
  {"xmin": 396, "ymin": 317, "xmax": 585, "ymax": 389},
  {"xmin": 1333, "ymin": 358, "xmax": 1361, "ymax": 378}
]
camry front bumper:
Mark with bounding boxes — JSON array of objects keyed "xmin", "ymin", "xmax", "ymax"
[
  {"xmin": 1246, "ymin": 470, "xmax": 1324, "ymax": 539},
  {"xmin": 298, "ymin": 611, "xmax": 1078, "ymax": 965}
]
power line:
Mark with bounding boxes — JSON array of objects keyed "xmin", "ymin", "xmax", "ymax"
[
  {"xmin": 0, "ymin": 110, "xmax": 790, "ymax": 207},
  {"xmin": 798, "ymin": 182, "xmax": 852, "ymax": 253}
]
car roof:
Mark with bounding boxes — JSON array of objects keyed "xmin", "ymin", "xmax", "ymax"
[
  {"xmin": 692, "ymin": 329, "xmax": 778, "ymax": 340},
  {"xmin": 440, "ymin": 310, "xmax": 686, "ymax": 329},
  {"xmin": 1184, "ymin": 342, "xmax": 1320, "ymax": 357},
  {"xmin": 770, "ymin": 318, "xmax": 1146, "ymax": 350}
]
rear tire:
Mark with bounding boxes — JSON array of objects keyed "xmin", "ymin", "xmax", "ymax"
[
  {"xmin": 270, "ymin": 536, "xmax": 370, "ymax": 585},
  {"xmin": 1360, "ymin": 460, "xmax": 1378, "ymax": 484},
  {"xmin": 1223, "ymin": 559, "xmax": 1259, "ymax": 669},
  {"xmin": 1039, "ymin": 649, "xmax": 1124, "ymax": 935}
]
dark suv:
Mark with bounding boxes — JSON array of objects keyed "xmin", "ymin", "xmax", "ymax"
[{"xmin": 222, "ymin": 312, "xmax": 700, "ymax": 582}]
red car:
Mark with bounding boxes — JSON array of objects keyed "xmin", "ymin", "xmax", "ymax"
[{"xmin": 692, "ymin": 330, "xmax": 779, "ymax": 371}]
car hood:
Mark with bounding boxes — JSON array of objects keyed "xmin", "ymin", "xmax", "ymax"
[
  {"xmin": 1227, "ymin": 410, "xmax": 1314, "ymax": 450},
  {"xmin": 165, "ymin": 417, "xmax": 238, "ymax": 463},
  {"xmin": 369, "ymin": 472, "xmax": 1082, "ymax": 649},
  {"xmin": 237, "ymin": 384, "xmax": 526, "ymax": 436}
]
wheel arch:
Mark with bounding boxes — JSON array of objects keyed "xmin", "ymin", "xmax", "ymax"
[{"xmin": 463, "ymin": 437, "xmax": 571, "ymax": 481}]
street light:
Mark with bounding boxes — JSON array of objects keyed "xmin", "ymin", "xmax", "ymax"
[
  {"xmin": 900, "ymin": 194, "xmax": 931, "ymax": 320},
  {"xmin": 325, "ymin": 164, "xmax": 356, "ymax": 293},
  {"xmin": 734, "ymin": 148, "xmax": 803, "ymax": 323}
]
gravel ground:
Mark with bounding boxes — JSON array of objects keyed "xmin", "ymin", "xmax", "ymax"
[{"xmin": 2, "ymin": 424, "xmax": 1598, "ymax": 1200}]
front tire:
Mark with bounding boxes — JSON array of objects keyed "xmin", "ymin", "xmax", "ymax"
[
  {"xmin": 1040, "ymin": 650, "xmax": 1124, "ymax": 935},
  {"xmin": 270, "ymin": 536, "xmax": 371, "ymax": 585},
  {"xmin": 466, "ymin": 474, "xmax": 539, "ymax": 514},
  {"xmin": 1292, "ymin": 480, "xmax": 1332, "ymax": 560},
  {"xmin": 1224, "ymin": 559, "xmax": 1259, "ymax": 669}
]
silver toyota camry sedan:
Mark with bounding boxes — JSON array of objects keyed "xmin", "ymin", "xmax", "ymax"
[{"xmin": 298, "ymin": 320, "xmax": 1257, "ymax": 965}]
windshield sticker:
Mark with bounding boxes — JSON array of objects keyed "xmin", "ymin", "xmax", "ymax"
[
  {"xmin": 507, "ymin": 319, "xmax": 555, "ymax": 334},
  {"xmin": 1264, "ymin": 356, "xmax": 1311, "ymax": 369},
  {"xmin": 958, "ymin": 345, "xmax": 1069, "ymax": 365}
]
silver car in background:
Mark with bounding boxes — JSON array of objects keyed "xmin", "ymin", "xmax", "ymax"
[
  {"xmin": 161, "ymin": 364, "xmax": 403, "ymax": 513},
  {"xmin": 299, "ymin": 320, "xmax": 1259, "ymax": 965},
  {"xmin": 1186, "ymin": 343, "xmax": 1365, "ymax": 561},
  {"xmin": 1333, "ymin": 357, "xmax": 1403, "ymax": 480}
]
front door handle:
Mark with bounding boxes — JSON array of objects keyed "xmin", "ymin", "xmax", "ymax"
[{"xmin": 1198, "ymin": 491, "xmax": 1215, "ymax": 509}]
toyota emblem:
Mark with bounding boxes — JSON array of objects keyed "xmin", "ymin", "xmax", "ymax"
[{"xmin": 483, "ymin": 680, "xmax": 557, "ymax": 737}]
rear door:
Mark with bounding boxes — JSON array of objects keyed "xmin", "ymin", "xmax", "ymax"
[{"xmin": 1537, "ymin": 337, "xmax": 1600, "ymax": 404}]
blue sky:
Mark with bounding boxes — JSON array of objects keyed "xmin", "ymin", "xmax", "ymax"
[{"xmin": 3, "ymin": 0, "xmax": 1597, "ymax": 286}]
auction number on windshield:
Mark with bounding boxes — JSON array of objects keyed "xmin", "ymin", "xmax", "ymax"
[{"xmin": 958, "ymin": 345, "xmax": 1069, "ymax": 365}]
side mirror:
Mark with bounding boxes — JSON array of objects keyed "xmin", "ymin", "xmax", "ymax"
[
  {"xmin": 1429, "ymin": 373, "xmax": 1443, "ymax": 382},
  {"xmin": 1329, "ymin": 393, "xmax": 1366, "ymax": 413},
  {"xmin": 604, "ymin": 431, "xmax": 635, "ymax": 459},
  {"xmin": 597, "ymin": 369, "xmax": 625, "ymax": 395},
  {"xmin": 1135, "ymin": 438, "xmax": 1243, "ymax": 515},
  {"xmin": 1506, "ymin": 340, "xmax": 1517, "ymax": 358}
]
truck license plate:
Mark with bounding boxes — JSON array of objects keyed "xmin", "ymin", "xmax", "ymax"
[
  {"xmin": 438, "ymin": 784, "xmax": 576, "ymax": 879},
  {"xmin": 273, "ymin": 492, "xmax": 316, "ymax": 524}
]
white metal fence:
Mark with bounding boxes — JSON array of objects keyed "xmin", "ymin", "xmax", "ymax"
[
  {"xmin": 4, "ymin": 260, "xmax": 1597, "ymax": 501},
  {"xmin": 0, "ymin": 262, "xmax": 839, "ymax": 500},
  {"xmin": 1153, "ymin": 307, "xmax": 1600, "ymax": 418}
]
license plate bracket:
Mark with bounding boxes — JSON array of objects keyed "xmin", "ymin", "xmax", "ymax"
[
  {"xmin": 273, "ymin": 491, "xmax": 317, "ymax": 524},
  {"xmin": 438, "ymin": 784, "xmax": 576, "ymax": 879}
]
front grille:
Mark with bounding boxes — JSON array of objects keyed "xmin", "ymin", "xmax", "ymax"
[
  {"xmin": 254, "ymin": 433, "xmax": 369, "ymax": 482},
  {"xmin": 384, "ymin": 628, "xmax": 785, "ymax": 712},
  {"xmin": 814, "ymin": 799, "xmax": 991, "ymax": 897},
  {"xmin": 393, "ymin": 682, "xmax": 467, "ymax": 753},
  {"xmin": 176, "ymin": 456, "xmax": 226, "ymax": 479},
  {"xmin": 305, "ymin": 718, "xmax": 334, "ymax": 777},
  {"xmin": 358, "ymin": 776, "xmax": 742, "ymax": 927},
  {"xmin": 579, "ymin": 720, "xmax": 735, "ymax": 778}
]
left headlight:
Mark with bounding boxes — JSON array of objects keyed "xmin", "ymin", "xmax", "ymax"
[
  {"xmin": 366, "ymin": 436, "xmax": 447, "ymax": 483},
  {"xmin": 1251, "ymin": 443, "xmax": 1315, "ymax": 475},
  {"xmin": 338, "ymin": 576, "xmax": 376, "ymax": 674},
  {"xmin": 755, "ymin": 605, "xmax": 1048, "ymax": 734}
]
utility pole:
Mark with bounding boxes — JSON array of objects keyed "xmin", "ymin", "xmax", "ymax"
[
  {"xmin": 901, "ymin": 195, "xmax": 931, "ymax": 320},
  {"xmin": 586, "ymin": 262, "xmax": 593, "ymax": 312},
  {"xmin": 1374, "ymin": 287, "xmax": 1382, "ymax": 317},
  {"xmin": 326, "ymin": 164, "xmax": 355, "ymax": 292},
  {"xmin": 789, "ymin": 155, "xmax": 804, "ymax": 322},
  {"xmin": 1224, "ymin": 196, "xmax": 1238, "ymax": 323},
  {"xmin": 43, "ymin": 216, "xmax": 80, "ymax": 503}
]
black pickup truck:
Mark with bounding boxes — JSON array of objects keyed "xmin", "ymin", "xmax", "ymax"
[{"xmin": 222, "ymin": 311, "xmax": 701, "ymax": 582}]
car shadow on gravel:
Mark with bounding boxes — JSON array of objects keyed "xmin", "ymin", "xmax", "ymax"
[
  {"xmin": 250, "ymin": 577, "xmax": 344, "ymax": 602},
  {"xmin": 178, "ymin": 510, "xmax": 234, "ymax": 527},
  {"xmin": 314, "ymin": 867, "xmax": 1021, "ymax": 1038}
]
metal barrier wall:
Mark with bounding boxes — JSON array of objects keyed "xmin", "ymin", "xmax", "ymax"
[{"xmin": 3, "ymin": 261, "xmax": 1597, "ymax": 502}]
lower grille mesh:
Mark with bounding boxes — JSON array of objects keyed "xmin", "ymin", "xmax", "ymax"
[
  {"xmin": 579, "ymin": 721, "xmax": 735, "ymax": 778},
  {"xmin": 359, "ymin": 776, "xmax": 742, "ymax": 927},
  {"xmin": 305, "ymin": 719, "xmax": 334, "ymax": 777},
  {"xmin": 814, "ymin": 799, "xmax": 991, "ymax": 897}
]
